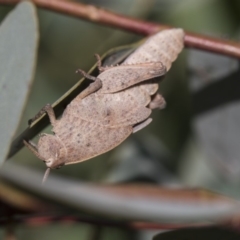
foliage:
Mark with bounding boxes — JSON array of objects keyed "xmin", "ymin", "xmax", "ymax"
[{"xmin": 1, "ymin": 1, "xmax": 240, "ymax": 239}]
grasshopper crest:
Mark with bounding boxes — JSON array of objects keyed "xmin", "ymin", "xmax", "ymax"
[{"xmin": 24, "ymin": 28, "xmax": 185, "ymax": 182}]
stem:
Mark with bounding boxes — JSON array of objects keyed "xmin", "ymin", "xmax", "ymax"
[{"xmin": 1, "ymin": 0, "xmax": 240, "ymax": 57}]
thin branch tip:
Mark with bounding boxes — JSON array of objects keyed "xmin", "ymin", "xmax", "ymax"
[{"xmin": 0, "ymin": 0, "xmax": 240, "ymax": 58}]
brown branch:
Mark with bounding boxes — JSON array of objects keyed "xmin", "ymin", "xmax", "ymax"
[{"xmin": 1, "ymin": 0, "xmax": 240, "ymax": 58}]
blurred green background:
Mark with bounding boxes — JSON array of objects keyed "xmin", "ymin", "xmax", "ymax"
[
  {"xmin": 10, "ymin": 0, "xmax": 239, "ymax": 180},
  {"xmin": 2, "ymin": 0, "xmax": 240, "ymax": 239}
]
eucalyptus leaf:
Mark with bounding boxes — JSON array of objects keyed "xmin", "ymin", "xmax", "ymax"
[
  {"xmin": 1, "ymin": 162, "xmax": 240, "ymax": 223},
  {"xmin": 188, "ymin": 49, "xmax": 240, "ymax": 182},
  {"xmin": 0, "ymin": 2, "xmax": 39, "ymax": 165}
]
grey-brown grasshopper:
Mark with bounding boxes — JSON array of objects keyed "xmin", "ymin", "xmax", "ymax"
[{"xmin": 24, "ymin": 28, "xmax": 184, "ymax": 180}]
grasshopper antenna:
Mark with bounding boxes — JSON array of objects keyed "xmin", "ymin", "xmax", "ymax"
[{"xmin": 42, "ymin": 168, "xmax": 51, "ymax": 184}]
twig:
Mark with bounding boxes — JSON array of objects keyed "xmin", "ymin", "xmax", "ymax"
[{"xmin": 0, "ymin": 0, "xmax": 240, "ymax": 58}]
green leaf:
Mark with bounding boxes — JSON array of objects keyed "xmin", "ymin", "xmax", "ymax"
[
  {"xmin": 1, "ymin": 162, "xmax": 240, "ymax": 223},
  {"xmin": 0, "ymin": 2, "xmax": 39, "ymax": 164}
]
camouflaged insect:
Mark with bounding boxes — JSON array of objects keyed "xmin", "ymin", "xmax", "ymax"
[{"xmin": 24, "ymin": 28, "xmax": 184, "ymax": 180}]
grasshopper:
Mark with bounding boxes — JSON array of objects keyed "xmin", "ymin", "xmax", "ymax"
[{"xmin": 24, "ymin": 29, "xmax": 184, "ymax": 181}]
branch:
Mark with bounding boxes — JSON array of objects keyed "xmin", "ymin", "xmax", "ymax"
[{"xmin": 1, "ymin": 0, "xmax": 240, "ymax": 58}]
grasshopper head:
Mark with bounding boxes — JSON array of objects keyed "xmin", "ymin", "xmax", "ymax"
[{"xmin": 38, "ymin": 134, "xmax": 67, "ymax": 169}]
